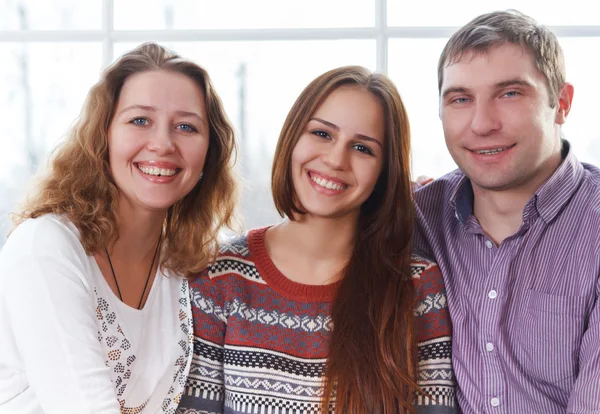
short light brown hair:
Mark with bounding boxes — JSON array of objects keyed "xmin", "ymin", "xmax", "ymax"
[
  {"xmin": 14, "ymin": 42, "xmax": 238, "ymax": 274},
  {"xmin": 438, "ymin": 9, "xmax": 566, "ymax": 106}
]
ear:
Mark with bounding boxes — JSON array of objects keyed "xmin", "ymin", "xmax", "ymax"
[{"xmin": 555, "ymin": 82, "xmax": 574, "ymax": 125}]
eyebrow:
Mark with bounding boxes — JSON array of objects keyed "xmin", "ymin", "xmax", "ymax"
[
  {"xmin": 495, "ymin": 79, "xmax": 534, "ymax": 89},
  {"xmin": 118, "ymin": 104, "xmax": 206, "ymax": 125},
  {"xmin": 441, "ymin": 87, "xmax": 468, "ymax": 100},
  {"xmin": 442, "ymin": 79, "xmax": 534, "ymax": 99},
  {"xmin": 309, "ymin": 117, "xmax": 383, "ymax": 149}
]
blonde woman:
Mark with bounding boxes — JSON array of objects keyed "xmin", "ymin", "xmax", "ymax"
[{"xmin": 0, "ymin": 43, "xmax": 237, "ymax": 413}]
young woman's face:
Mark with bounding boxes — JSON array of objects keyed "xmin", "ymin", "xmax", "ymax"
[
  {"xmin": 108, "ymin": 70, "xmax": 209, "ymax": 213},
  {"xmin": 291, "ymin": 85, "xmax": 385, "ymax": 221}
]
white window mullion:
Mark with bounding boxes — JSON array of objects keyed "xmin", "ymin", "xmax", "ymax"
[
  {"xmin": 102, "ymin": 0, "xmax": 114, "ymax": 68},
  {"xmin": 375, "ymin": 0, "xmax": 388, "ymax": 74}
]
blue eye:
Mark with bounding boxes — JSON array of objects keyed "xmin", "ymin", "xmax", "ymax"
[
  {"xmin": 503, "ymin": 91, "xmax": 520, "ymax": 98},
  {"xmin": 177, "ymin": 123, "xmax": 198, "ymax": 133},
  {"xmin": 451, "ymin": 97, "xmax": 470, "ymax": 104},
  {"xmin": 354, "ymin": 143, "xmax": 374, "ymax": 156},
  {"xmin": 130, "ymin": 117, "xmax": 149, "ymax": 126}
]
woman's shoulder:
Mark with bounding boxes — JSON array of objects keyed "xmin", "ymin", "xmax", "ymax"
[
  {"xmin": 0, "ymin": 214, "xmax": 93, "ymax": 293},
  {"xmin": 410, "ymin": 251, "xmax": 444, "ymax": 290},
  {"xmin": 216, "ymin": 230, "xmax": 253, "ymax": 258},
  {"xmin": 4, "ymin": 214, "xmax": 83, "ymax": 257}
]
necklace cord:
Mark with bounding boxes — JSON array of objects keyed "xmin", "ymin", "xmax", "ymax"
[{"xmin": 104, "ymin": 232, "xmax": 162, "ymax": 310}]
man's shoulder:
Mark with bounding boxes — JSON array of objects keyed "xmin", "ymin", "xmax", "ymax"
[
  {"xmin": 571, "ymin": 163, "xmax": 600, "ymax": 213},
  {"xmin": 581, "ymin": 162, "xmax": 600, "ymax": 190},
  {"xmin": 414, "ymin": 169, "xmax": 465, "ymax": 203}
]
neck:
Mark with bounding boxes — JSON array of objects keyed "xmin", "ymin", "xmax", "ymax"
[
  {"xmin": 108, "ymin": 201, "xmax": 166, "ymax": 262},
  {"xmin": 472, "ymin": 187, "xmax": 531, "ymax": 245},
  {"xmin": 266, "ymin": 214, "xmax": 357, "ymax": 285},
  {"xmin": 472, "ymin": 151, "xmax": 562, "ymax": 245},
  {"xmin": 286, "ymin": 214, "xmax": 356, "ymax": 260}
]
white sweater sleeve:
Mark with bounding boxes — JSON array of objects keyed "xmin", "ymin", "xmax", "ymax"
[{"xmin": 0, "ymin": 216, "xmax": 121, "ymax": 414}]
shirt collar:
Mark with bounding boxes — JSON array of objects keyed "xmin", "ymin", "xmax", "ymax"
[
  {"xmin": 533, "ymin": 140, "xmax": 584, "ymax": 223},
  {"xmin": 450, "ymin": 175, "xmax": 474, "ymax": 224},
  {"xmin": 450, "ymin": 140, "xmax": 584, "ymax": 225}
]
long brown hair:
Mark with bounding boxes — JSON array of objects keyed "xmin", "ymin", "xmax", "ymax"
[
  {"xmin": 13, "ymin": 42, "xmax": 238, "ymax": 274},
  {"xmin": 271, "ymin": 66, "xmax": 418, "ymax": 413}
]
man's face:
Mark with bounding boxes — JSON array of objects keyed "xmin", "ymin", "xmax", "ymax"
[{"xmin": 440, "ymin": 43, "xmax": 572, "ymax": 194}]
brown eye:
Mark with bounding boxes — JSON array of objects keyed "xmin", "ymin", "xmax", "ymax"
[{"xmin": 311, "ymin": 130, "xmax": 331, "ymax": 139}]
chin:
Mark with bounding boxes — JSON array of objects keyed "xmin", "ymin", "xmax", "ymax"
[{"xmin": 138, "ymin": 198, "xmax": 179, "ymax": 212}]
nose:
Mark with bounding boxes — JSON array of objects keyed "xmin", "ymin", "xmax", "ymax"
[
  {"xmin": 470, "ymin": 100, "xmax": 501, "ymax": 136},
  {"xmin": 322, "ymin": 139, "xmax": 349, "ymax": 171},
  {"xmin": 147, "ymin": 125, "xmax": 176, "ymax": 155}
]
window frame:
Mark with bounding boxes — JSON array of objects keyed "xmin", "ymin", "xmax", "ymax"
[{"xmin": 1, "ymin": 0, "xmax": 598, "ymax": 73}]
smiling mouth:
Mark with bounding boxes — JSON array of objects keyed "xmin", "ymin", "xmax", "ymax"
[
  {"xmin": 135, "ymin": 163, "xmax": 181, "ymax": 177},
  {"xmin": 473, "ymin": 144, "xmax": 516, "ymax": 155},
  {"xmin": 309, "ymin": 172, "xmax": 348, "ymax": 191}
]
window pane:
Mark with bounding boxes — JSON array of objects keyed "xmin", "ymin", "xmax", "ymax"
[
  {"xmin": 114, "ymin": 0, "xmax": 374, "ymax": 30},
  {"xmin": 115, "ymin": 40, "xmax": 375, "ymax": 229},
  {"xmin": 388, "ymin": 0, "xmax": 600, "ymax": 26},
  {"xmin": 0, "ymin": 43, "xmax": 102, "ymax": 246},
  {"xmin": 388, "ymin": 39, "xmax": 455, "ymax": 179},
  {"xmin": 0, "ymin": 0, "xmax": 102, "ymax": 30},
  {"xmin": 560, "ymin": 38, "xmax": 600, "ymax": 167}
]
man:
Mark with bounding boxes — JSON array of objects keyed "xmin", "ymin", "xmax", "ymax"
[{"xmin": 414, "ymin": 10, "xmax": 600, "ymax": 414}]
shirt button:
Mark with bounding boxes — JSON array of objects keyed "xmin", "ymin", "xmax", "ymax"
[
  {"xmin": 486, "ymin": 342, "xmax": 495, "ymax": 352},
  {"xmin": 488, "ymin": 290, "xmax": 498, "ymax": 299},
  {"xmin": 485, "ymin": 240, "xmax": 493, "ymax": 249},
  {"xmin": 490, "ymin": 397, "xmax": 500, "ymax": 407}
]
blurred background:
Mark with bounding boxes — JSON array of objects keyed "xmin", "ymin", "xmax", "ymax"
[{"xmin": 1, "ymin": 0, "xmax": 599, "ymax": 247}]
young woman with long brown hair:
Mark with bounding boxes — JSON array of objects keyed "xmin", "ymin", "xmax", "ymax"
[
  {"xmin": 178, "ymin": 66, "xmax": 456, "ymax": 413},
  {"xmin": 0, "ymin": 43, "xmax": 237, "ymax": 413}
]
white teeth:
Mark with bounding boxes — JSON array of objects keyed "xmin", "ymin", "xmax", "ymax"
[
  {"xmin": 310, "ymin": 174, "xmax": 346, "ymax": 191},
  {"xmin": 138, "ymin": 165, "xmax": 177, "ymax": 177},
  {"xmin": 477, "ymin": 148, "xmax": 507, "ymax": 155}
]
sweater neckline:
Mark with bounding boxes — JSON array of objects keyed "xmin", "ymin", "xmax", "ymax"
[{"xmin": 248, "ymin": 226, "xmax": 339, "ymax": 303}]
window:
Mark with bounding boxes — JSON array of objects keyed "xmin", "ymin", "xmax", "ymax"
[{"xmin": 1, "ymin": 0, "xmax": 599, "ymax": 246}]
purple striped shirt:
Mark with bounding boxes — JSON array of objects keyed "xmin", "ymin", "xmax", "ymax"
[{"xmin": 413, "ymin": 142, "xmax": 600, "ymax": 414}]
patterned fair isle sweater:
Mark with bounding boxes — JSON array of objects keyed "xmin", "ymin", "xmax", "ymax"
[{"xmin": 177, "ymin": 227, "xmax": 456, "ymax": 414}]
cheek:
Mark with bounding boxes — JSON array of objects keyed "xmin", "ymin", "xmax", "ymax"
[
  {"xmin": 181, "ymin": 140, "xmax": 210, "ymax": 170},
  {"xmin": 107, "ymin": 128, "xmax": 143, "ymax": 165},
  {"xmin": 290, "ymin": 139, "xmax": 312, "ymax": 170},
  {"xmin": 441, "ymin": 114, "xmax": 462, "ymax": 141},
  {"xmin": 357, "ymin": 160, "xmax": 383, "ymax": 190}
]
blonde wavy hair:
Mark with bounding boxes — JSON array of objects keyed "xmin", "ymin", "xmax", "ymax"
[{"xmin": 13, "ymin": 42, "xmax": 238, "ymax": 275}]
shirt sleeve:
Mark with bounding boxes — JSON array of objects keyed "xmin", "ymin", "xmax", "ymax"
[
  {"xmin": 566, "ymin": 273, "xmax": 600, "ymax": 414},
  {"xmin": 177, "ymin": 269, "xmax": 227, "ymax": 414},
  {"xmin": 0, "ymin": 217, "xmax": 120, "ymax": 413},
  {"xmin": 412, "ymin": 259, "xmax": 458, "ymax": 414}
]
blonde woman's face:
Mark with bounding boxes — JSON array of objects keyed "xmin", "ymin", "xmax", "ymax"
[
  {"xmin": 290, "ymin": 85, "xmax": 385, "ymax": 221},
  {"xmin": 108, "ymin": 70, "xmax": 209, "ymax": 214}
]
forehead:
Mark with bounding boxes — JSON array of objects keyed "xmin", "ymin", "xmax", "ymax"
[
  {"xmin": 314, "ymin": 86, "xmax": 384, "ymax": 127},
  {"xmin": 442, "ymin": 43, "xmax": 546, "ymax": 90},
  {"xmin": 117, "ymin": 70, "xmax": 205, "ymax": 109}
]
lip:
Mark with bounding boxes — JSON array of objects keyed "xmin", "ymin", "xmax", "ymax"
[
  {"xmin": 307, "ymin": 170, "xmax": 348, "ymax": 186},
  {"xmin": 306, "ymin": 170, "xmax": 348, "ymax": 195},
  {"xmin": 134, "ymin": 162, "xmax": 182, "ymax": 184},
  {"xmin": 468, "ymin": 144, "xmax": 515, "ymax": 152},
  {"xmin": 467, "ymin": 144, "xmax": 516, "ymax": 163},
  {"xmin": 135, "ymin": 160, "xmax": 181, "ymax": 169}
]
